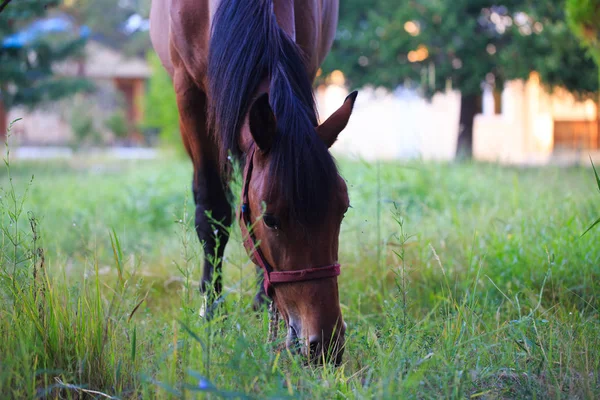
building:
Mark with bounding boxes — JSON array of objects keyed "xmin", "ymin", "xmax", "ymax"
[
  {"xmin": 7, "ymin": 40, "xmax": 151, "ymax": 146},
  {"xmin": 1, "ymin": 14, "xmax": 151, "ymax": 146},
  {"xmin": 315, "ymin": 72, "xmax": 460, "ymax": 162},
  {"xmin": 316, "ymin": 71, "xmax": 599, "ymax": 165},
  {"xmin": 474, "ymin": 72, "xmax": 599, "ymax": 165}
]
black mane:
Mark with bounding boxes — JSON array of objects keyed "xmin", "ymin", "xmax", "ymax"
[{"xmin": 207, "ymin": 0, "xmax": 338, "ymax": 226}]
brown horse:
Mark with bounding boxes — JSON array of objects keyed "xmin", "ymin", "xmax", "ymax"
[{"xmin": 149, "ymin": 0, "xmax": 356, "ymax": 363}]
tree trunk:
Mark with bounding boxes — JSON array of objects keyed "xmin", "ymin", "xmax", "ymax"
[
  {"xmin": 0, "ymin": 98, "xmax": 7, "ymax": 142},
  {"xmin": 455, "ymin": 93, "xmax": 480, "ymax": 159}
]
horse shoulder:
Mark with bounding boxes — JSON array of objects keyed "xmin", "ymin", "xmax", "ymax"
[
  {"xmin": 167, "ymin": 0, "xmax": 213, "ymax": 90},
  {"xmin": 317, "ymin": 0, "xmax": 339, "ymax": 68},
  {"xmin": 293, "ymin": 0, "xmax": 338, "ymax": 79},
  {"xmin": 149, "ymin": 0, "xmax": 174, "ymax": 76}
]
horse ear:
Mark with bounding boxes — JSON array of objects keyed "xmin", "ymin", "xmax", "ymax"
[
  {"xmin": 249, "ymin": 93, "xmax": 277, "ymax": 152},
  {"xmin": 316, "ymin": 91, "xmax": 358, "ymax": 148}
]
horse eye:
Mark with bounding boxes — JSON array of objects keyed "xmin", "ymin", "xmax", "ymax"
[{"xmin": 263, "ymin": 214, "xmax": 279, "ymax": 229}]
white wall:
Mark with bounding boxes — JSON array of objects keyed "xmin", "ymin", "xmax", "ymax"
[
  {"xmin": 316, "ymin": 84, "xmax": 460, "ymax": 162},
  {"xmin": 473, "ymin": 73, "xmax": 598, "ymax": 165}
]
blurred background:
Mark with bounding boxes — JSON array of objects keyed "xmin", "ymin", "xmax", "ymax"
[
  {"xmin": 3, "ymin": 3, "xmax": 600, "ymax": 397},
  {"xmin": 1, "ymin": 0, "xmax": 600, "ymax": 165}
]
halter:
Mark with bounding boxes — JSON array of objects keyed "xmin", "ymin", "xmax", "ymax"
[{"xmin": 238, "ymin": 145, "xmax": 341, "ymax": 297}]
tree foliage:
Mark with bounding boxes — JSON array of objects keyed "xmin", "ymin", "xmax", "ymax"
[
  {"xmin": 143, "ymin": 52, "xmax": 183, "ymax": 154},
  {"xmin": 566, "ymin": 0, "xmax": 600, "ymax": 61},
  {"xmin": 62, "ymin": 0, "xmax": 151, "ymax": 57},
  {"xmin": 325, "ymin": 0, "xmax": 596, "ymax": 94},
  {"xmin": 0, "ymin": 0, "xmax": 90, "ymax": 111},
  {"xmin": 505, "ymin": 0, "xmax": 597, "ymax": 97},
  {"xmin": 323, "ymin": 0, "xmax": 510, "ymax": 96},
  {"xmin": 566, "ymin": 0, "xmax": 600, "ymax": 97}
]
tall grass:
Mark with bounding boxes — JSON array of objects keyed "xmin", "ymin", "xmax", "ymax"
[
  {"xmin": 582, "ymin": 158, "xmax": 600, "ymax": 236},
  {"xmin": 1, "ymin": 120, "xmax": 599, "ymax": 398},
  {"xmin": 1, "ymin": 121, "xmax": 147, "ymax": 398}
]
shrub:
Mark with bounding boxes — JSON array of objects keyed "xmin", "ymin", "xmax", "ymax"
[{"xmin": 144, "ymin": 52, "xmax": 184, "ymax": 155}]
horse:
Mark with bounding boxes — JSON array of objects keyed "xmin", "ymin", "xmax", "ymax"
[{"xmin": 149, "ymin": 0, "xmax": 356, "ymax": 364}]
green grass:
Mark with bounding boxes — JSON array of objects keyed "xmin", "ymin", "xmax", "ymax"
[{"xmin": 1, "ymin": 148, "xmax": 599, "ymax": 399}]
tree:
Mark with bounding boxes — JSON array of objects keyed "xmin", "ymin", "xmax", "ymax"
[
  {"xmin": 143, "ymin": 52, "xmax": 183, "ymax": 154},
  {"xmin": 323, "ymin": 0, "xmax": 598, "ymax": 158},
  {"xmin": 323, "ymin": 0, "xmax": 516, "ymax": 157},
  {"xmin": 503, "ymin": 0, "xmax": 597, "ymax": 96},
  {"xmin": 62, "ymin": 0, "xmax": 151, "ymax": 57},
  {"xmin": 566, "ymin": 0, "xmax": 600, "ymax": 109},
  {"xmin": 0, "ymin": 0, "xmax": 14, "ymax": 14},
  {"xmin": 0, "ymin": 0, "xmax": 90, "ymax": 138},
  {"xmin": 566, "ymin": 0, "xmax": 600, "ymax": 64}
]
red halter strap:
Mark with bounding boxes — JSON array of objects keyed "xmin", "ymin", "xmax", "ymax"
[{"xmin": 238, "ymin": 146, "xmax": 341, "ymax": 297}]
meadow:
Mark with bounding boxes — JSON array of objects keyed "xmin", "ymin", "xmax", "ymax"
[{"xmin": 0, "ymin": 147, "xmax": 599, "ymax": 399}]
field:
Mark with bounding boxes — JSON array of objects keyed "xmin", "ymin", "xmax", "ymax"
[{"xmin": 1, "ymin": 149, "xmax": 599, "ymax": 399}]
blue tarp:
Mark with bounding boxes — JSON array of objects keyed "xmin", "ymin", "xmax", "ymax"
[{"xmin": 2, "ymin": 15, "xmax": 90, "ymax": 49}]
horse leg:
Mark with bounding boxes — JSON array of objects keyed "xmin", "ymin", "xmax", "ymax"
[
  {"xmin": 253, "ymin": 266, "xmax": 270, "ymax": 311},
  {"xmin": 173, "ymin": 68, "xmax": 232, "ymax": 319},
  {"xmin": 193, "ymin": 162, "xmax": 232, "ymax": 319}
]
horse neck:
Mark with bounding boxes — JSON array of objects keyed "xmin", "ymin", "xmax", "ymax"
[{"xmin": 273, "ymin": 0, "xmax": 296, "ymax": 41}]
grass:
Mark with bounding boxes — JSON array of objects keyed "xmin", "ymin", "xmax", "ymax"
[
  {"xmin": 582, "ymin": 158, "xmax": 600, "ymax": 236},
  {"xmin": 1, "ymin": 143, "xmax": 599, "ymax": 398}
]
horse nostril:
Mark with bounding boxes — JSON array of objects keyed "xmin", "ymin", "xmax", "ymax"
[{"xmin": 287, "ymin": 324, "xmax": 302, "ymax": 354}]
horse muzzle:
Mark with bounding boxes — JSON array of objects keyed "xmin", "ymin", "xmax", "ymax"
[{"xmin": 285, "ymin": 319, "xmax": 346, "ymax": 365}]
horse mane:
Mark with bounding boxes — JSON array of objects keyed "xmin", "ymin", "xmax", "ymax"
[{"xmin": 207, "ymin": 0, "xmax": 339, "ymax": 226}]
